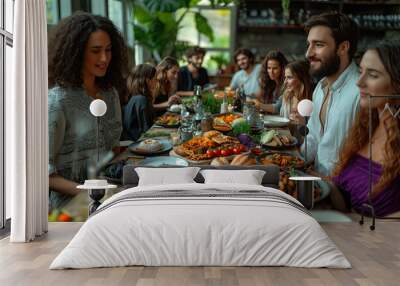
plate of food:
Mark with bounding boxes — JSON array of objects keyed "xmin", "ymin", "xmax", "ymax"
[
  {"xmin": 257, "ymin": 152, "xmax": 305, "ymax": 169},
  {"xmin": 129, "ymin": 139, "xmax": 172, "ymax": 155},
  {"xmin": 263, "ymin": 115, "xmax": 290, "ymax": 127},
  {"xmin": 260, "ymin": 130, "xmax": 298, "ymax": 149},
  {"xmin": 171, "ymin": 130, "xmax": 246, "ymax": 163},
  {"xmin": 212, "ymin": 113, "xmax": 242, "ymax": 132},
  {"xmin": 140, "ymin": 156, "xmax": 189, "ymax": 167},
  {"xmin": 155, "ymin": 113, "xmax": 181, "ymax": 128}
]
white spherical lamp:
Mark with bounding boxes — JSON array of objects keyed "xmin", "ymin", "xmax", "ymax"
[
  {"xmin": 90, "ymin": 99, "xmax": 107, "ymax": 117},
  {"xmin": 297, "ymin": 99, "xmax": 313, "ymax": 117}
]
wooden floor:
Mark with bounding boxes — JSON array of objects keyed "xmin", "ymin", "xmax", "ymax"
[{"xmin": 1, "ymin": 219, "xmax": 399, "ymax": 286}]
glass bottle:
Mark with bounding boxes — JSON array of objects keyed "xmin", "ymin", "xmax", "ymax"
[
  {"xmin": 234, "ymin": 86, "xmax": 245, "ymax": 112},
  {"xmin": 194, "ymin": 85, "xmax": 202, "ymax": 102},
  {"xmin": 220, "ymin": 88, "xmax": 229, "ymax": 114}
]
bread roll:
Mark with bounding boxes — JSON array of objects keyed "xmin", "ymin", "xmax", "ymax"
[
  {"xmin": 230, "ymin": 154, "xmax": 257, "ymax": 166},
  {"xmin": 210, "ymin": 157, "xmax": 230, "ymax": 166},
  {"xmin": 203, "ymin": 130, "xmax": 222, "ymax": 139}
]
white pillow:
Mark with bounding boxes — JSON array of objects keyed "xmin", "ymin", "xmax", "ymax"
[
  {"xmin": 200, "ymin": 169, "xmax": 266, "ymax": 185},
  {"xmin": 136, "ymin": 167, "xmax": 201, "ymax": 186}
]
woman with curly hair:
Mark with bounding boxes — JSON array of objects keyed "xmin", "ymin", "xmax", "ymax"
[
  {"xmin": 331, "ymin": 40, "xmax": 400, "ymax": 217},
  {"xmin": 48, "ymin": 12, "xmax": 128, "ymax": 210},
  {"xmin": 153, "ymin": 56, "xmax": 181, "ymax": 116},
  {"xmin": 122, "ymin": 64, "xmax": 157, "ymax": 141},
  {"xmin": 254, "ymin": 50, "xmax": 288, "ymax": 113},
  {"xmin": 280, "ymin": 60, "xmax": 313, "ymax": 120}
]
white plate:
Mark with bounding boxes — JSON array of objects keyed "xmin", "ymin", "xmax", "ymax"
[
  {"xmin": 263, "ymin": 115, "xmax": 290, "ymax": 127},
  {"xmin": 289, "ymin": 176, "xmax": 321, "ymax": 181},
  {"xmin": 129, "ymin": 139, "xmax": 173, "ymax": 155},
  {"xmin": 168, "ymin": 104, "xmax": 183, "ymax": 113},
  {"xmin": 140, "ymin": 156, "xmax": 189, "ymax": 167}
]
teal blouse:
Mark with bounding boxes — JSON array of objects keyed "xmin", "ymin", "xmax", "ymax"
[{"xmin": 48, "ymin": 86, "xmax": 122, "ymax": 209}]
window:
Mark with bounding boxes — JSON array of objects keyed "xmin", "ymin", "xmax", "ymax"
[
  {"xmin": 1, "ymin": 0, "xmax": 14, "ymax": 230},
  {"xmin": 177, "ymin": 2, "xmax": 235, "ymax": 75},
  {"xmin": 45, "ymin": 0, "xmax": 134, "ymax": 49}
]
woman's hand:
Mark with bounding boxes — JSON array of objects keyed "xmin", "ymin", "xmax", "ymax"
[
  {"xmin": 168, "ymin": 94, "xmax": 181, "ymax": 106},
  {"xmin": 289, "ymin": 111, "xmax": 305, "ymax": 124}
]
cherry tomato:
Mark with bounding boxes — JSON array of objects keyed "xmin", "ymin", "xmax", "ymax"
[
  {"xmin": 214, "ymin": 148, "xmax": 221, "ymax": 157},
  {"xmin": 220, "ymin": 149, "xmax": 230, "ymax": 156},
  {"xmin": 206, "ymin": 149, "xmax": 215, "ymax": 158},
  {"xmin": 239, "ymin": 144, "xmax": 246, "ymax": 152},
  {"xmin": 250, "ymin": 147, "xmax": 263, "ymax": 155},
  {"xmin": 232, "ymin": 147, "xmax": 241, "ymax": 154}
]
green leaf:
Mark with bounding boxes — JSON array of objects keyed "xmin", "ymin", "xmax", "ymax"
[
  {"xmin": 157, "ymin": 12, "xmax": 179, "ymax": 31},
  {"xmin": 194, "ymin": 12, "xmax": 214, "ymax": 42},
  {"xmin": 209, "ymin": 0, "xmax": 239, "ymax": 7},
  {"xmin": 133, "ymin": 25, "xmax": 154, "ymax": 49},
  {"xmin": 189, "ymin": 0, "xmax": 201, "ymax": 7},
  {"xmin": 142, "ymin": 0, "xmax": 188, "ymax": 13},
  {"xmin": 133, "ymin": 4, "xmax": 153, "ymax": 23}
]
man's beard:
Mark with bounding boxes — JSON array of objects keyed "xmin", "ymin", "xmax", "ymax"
[
  {"xmin": 309, "ymin": 53, "xmax": 341, "ymax": 80},
  {"xmin": 189, "ymin": 61, "xmax": 202, "ymax": 70}
]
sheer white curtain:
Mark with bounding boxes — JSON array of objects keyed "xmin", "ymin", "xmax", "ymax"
[{"xmin": 7, "ymin": 0, "xmax": 48, "ymax": 242}]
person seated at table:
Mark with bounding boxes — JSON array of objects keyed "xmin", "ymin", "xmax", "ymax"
[
  {"xmin": 330, "ymin": 40, "xmax": 400, "ymax": 217},
  {"xmin": 48, "ymin": 12, "xmax": 128, "ymax": 210},
  {"xmin": 230, "ymin": 48, "xmax": 261, "ymax": 97},
  {"xmin": 301, "ymin": 12, "xmax": 360, "ymax": 176},
  {"xmin": 176, "ymin": 46, "xmax": 209, "ymax": 96},
  {"xmin": 153, "ymin": 56, "xmax": 181, "ymax": 116},
  {"xmin": 280, "ymin": 60, "xmax": 313, "ymax": 121},
  {"xmin": 122, "ymin": 64, "xmax": 157, "ymax": 141},
  {"xmin": 254, "ymin": 50, "xmax": 288, "ymax": 113}
]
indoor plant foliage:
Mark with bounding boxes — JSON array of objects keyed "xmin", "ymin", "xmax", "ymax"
[
  {"xmin": 128, "ymin": 0, "xmax": 238, "ymax": 61},
  {"xmin": 281, "ymin": 0, "xmax": 290, "ymax": 23}
]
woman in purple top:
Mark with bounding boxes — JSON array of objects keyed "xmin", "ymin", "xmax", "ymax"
[{"xmin": 331, "ymin": 40, "xmax": 400, "ymax": 217}]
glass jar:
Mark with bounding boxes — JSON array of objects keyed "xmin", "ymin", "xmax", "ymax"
[
  {"xmin": 178, "ymin": 125, "xmax": 193, "ymax": 142},
  {"xmin": 246, "ymin": 102, "xmax": 263, "ymax": 133},
  {"xmin": 200, "ymin": 113, "xmax": 213, "ymax": 132}
]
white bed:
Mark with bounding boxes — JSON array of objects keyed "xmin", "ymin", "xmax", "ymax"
[{"xmin": 50, "ymin": 183, "xmax": 351, "ymax": 269}]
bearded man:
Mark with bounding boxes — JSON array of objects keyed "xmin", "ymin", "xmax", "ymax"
[
  {"xmin": 177, "ymin": 46, "xmax": 209, "ymax": 95},
  {"xmin": 302, "ymin": 12, "xmax": 360, "ymax": 176},
  {"xmin": 230, "ymin": 48, "xmax": 261, "ymax": 97}
]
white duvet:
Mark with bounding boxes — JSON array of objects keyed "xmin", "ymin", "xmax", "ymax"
[{"xmin": 50, "ymin": 183, "xmax": 351, "ymax": 269}]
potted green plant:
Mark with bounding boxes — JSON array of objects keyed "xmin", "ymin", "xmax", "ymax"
[
  {"xmin": 209, "ymin": 54, "xmax": 229, "ymax": 74},
  {"xmin": 127, "ymin": 0, "xmax": 238, "ymax": 61}
]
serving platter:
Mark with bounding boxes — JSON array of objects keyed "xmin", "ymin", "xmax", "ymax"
[{"xmin": 169, "ymin": 149, "xmax": 212, "ymax": 165}]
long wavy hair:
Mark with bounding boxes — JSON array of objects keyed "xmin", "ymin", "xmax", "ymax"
[
  {"xmin": 260, "ymin": 50, "xmax": 288, "ymax": 103},
  {"xmin": 333, "ymin": 41, "xmax": 400, "ymax": 195},
  {"xmin": 154, "ymin": 56, "xmax": 179, "ymax": 100},
  {"xmin": 48, "ymin": 11, "xmax": 129, "ymax": 103},
  {"xmin": 282, "ymin": 60, "xmax": 313, "ymax": 105},
  {"xmin": 127, "ymin": 64, "xmax": 156, "ymax": 103}
]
